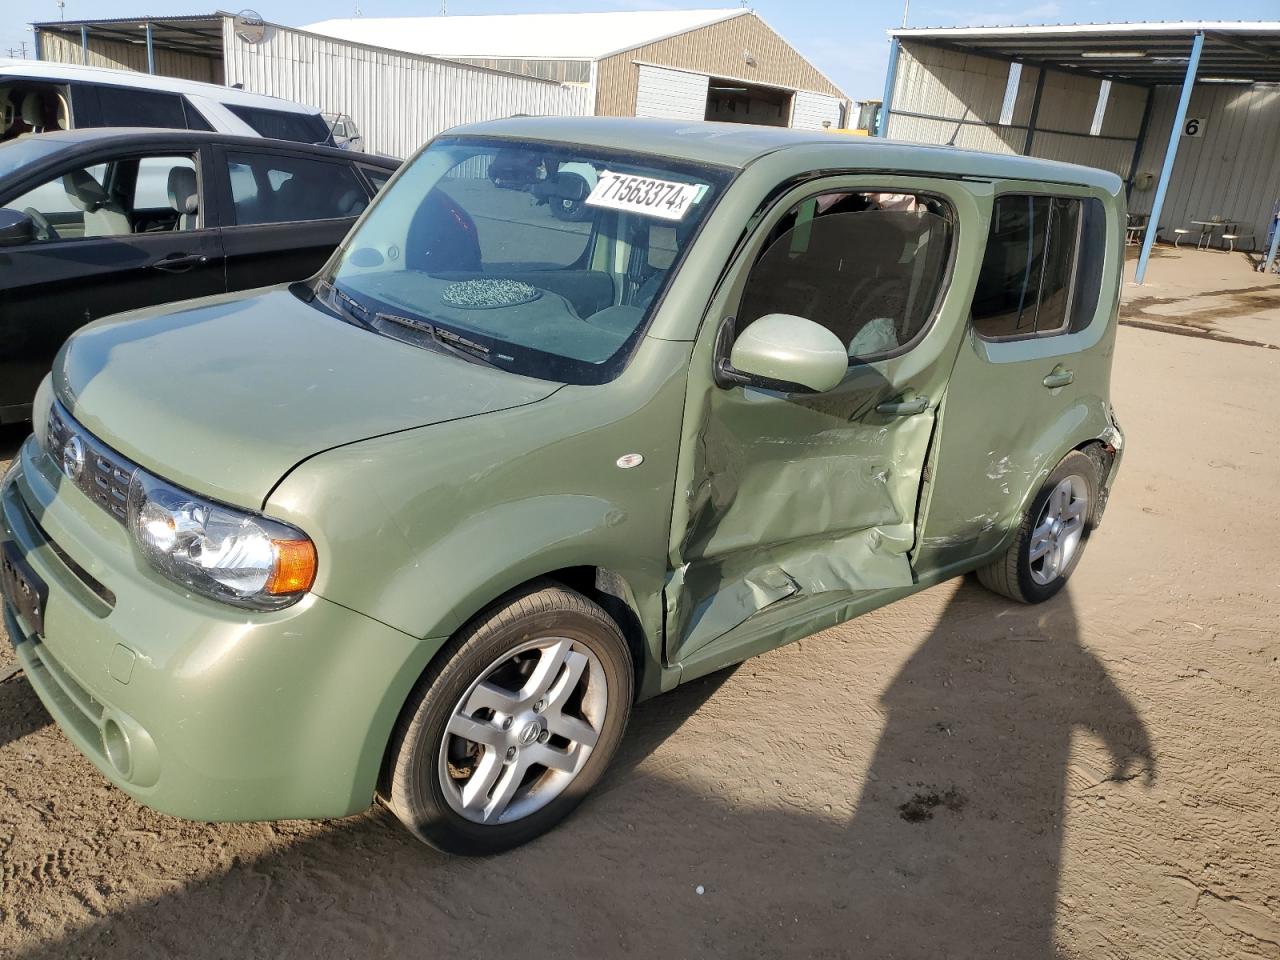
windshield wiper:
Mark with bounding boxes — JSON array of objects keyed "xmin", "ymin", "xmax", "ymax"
[
  {"xmin": 323, "ymin": 283, "xmax": 375, "ymax": 331},
  {"xmin": 375, "ymin": 312, "xmax": 503, "ymax": 370}
]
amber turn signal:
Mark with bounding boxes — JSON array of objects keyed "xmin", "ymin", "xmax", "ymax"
[{"xmin": 266, "ymin": 538, "xmax": 318, "ymax": 595}]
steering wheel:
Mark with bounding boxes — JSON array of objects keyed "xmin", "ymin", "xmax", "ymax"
[{"xmin": 23, "ymin": 207, "xmax": 59, "ymax": 242}]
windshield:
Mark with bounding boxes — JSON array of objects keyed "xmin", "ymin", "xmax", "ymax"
[
  {"xmin": 325, "ymin": 136, "xmax": 731, "ymax": 384},
  {"xmin": 0, "ymin": 134, "xmax": 64, "ymax": 179}
]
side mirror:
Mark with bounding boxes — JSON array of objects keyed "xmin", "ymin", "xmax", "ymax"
[
  {"xmin": 0, "ymin": 208, "xmax": 35, "ymax": 247},
  {"xmin": 717, "ymin": 314, "xmax": 848, "ymax": 394}
]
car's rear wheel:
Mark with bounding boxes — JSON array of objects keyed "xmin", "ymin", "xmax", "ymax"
[
  {"xmin": 976, "ymin": 450, "xmax": 1099, "ymax": 604},
  {"xmin": 384, "ymin": 580, "xmax": 633, "ymax": 855}
]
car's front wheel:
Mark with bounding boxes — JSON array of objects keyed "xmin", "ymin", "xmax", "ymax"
[
  {"xmin": 976, "ymin": 449, "xmax": 1099, "ymax": 604},
  {"xmin": 383, "ymin": 580, "xmax": 633, "ymax": 855}
]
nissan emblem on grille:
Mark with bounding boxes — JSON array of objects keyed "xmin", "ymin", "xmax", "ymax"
[
  {"xmin": 61, "ymin": 435, "xmax": 85, "ymax": 481},
  {"xmin": 47, "ymin": 400, "xmax": 139, "ymax": 526}
]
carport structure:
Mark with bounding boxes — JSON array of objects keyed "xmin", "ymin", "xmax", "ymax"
[{"xmin": 879, "ymin": 22, "xmax": 1280, "ymax": 281}]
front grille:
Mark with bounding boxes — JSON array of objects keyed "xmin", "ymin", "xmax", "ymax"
[{"xmin": 46, "ymin": 401, "xmax": 138, "ymax": 526}]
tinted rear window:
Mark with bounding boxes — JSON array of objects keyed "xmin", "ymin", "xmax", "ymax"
[
  {"xmin": 94, "ymin": 85, "xmax": 187, "ymax": 128},
  {"xmin": 972, "ymin": 195, "xmax": 1106, "ymax": 339},
  {"xmin": 227, "ymin": 105, "xmax": 330, "ymax": 144}
]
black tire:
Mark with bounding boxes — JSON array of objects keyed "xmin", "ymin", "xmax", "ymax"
[
  {"xmin": 383, "ymin": 580, "xmax": 633, "ymax": 855},
  {"xmin": 976, "ymin": 450, "xmax": 1100, "ymax": 604}
]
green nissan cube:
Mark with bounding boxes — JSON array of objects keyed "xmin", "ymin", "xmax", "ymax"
[{"xmin": 1, "ymin": 118, "xmax": 1124, "ymax": 854}]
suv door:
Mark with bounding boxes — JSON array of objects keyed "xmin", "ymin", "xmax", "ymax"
[
  {"xmin": 0, "ymin": 144, "xmax": 225, "ymax": 421},
  {"xmin": 914, "ymin": 184, "xmax": 1118, "ymax": 572},
  {"xmin": 665, "ymin": 176, "xmax": 985, "ymax": 674},
  {"xmin": 213, "ymin": 146, "xmax": 372, "ymax": 290}
]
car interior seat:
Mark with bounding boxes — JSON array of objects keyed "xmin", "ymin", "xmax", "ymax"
[
  {"xmin": 167, "ymin": 166, "xmax": 199, "ymax": 230},
  {"xmin": 21, "ymin": 92, "xmax": 46, "ymax": 133},
  {"xmin": 63, "ymin": 168, "xmax": 132, "ymax": 237}
]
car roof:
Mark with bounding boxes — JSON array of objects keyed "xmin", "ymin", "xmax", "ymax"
[
  {"xmin": 0, "ymin": 127, "xmax": 400, "ymax": 165},
  {"xmin": 446, "ymin": 116, "xmax": 1123, "ymax": 193},
  {"xmin": 0, "ymin": 59, "xmax": 319, "ymax": 115}
]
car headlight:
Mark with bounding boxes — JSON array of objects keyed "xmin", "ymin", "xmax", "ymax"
[{"xmin": 127, "ymin": 471, "xmax": 316, "ymax": 610}]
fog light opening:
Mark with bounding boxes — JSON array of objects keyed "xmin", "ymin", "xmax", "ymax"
[{"xmin": 101, "ymin": 717, "xmax": 133, "ymax": 780}]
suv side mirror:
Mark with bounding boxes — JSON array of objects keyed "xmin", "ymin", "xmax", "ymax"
[
  {"xmin": 0, "ymin": 208, "xmax": 35, "ymax": 247},
  {"xmin": 716, "ymin": 313, "xmax": 848, "ymax": 394}
]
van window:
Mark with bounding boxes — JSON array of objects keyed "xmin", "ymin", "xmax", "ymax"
[
  {"xmin": 737, "ymin": 191, "xmax": 955, "ymax": 361},
  {"xmin": 226, "ymin": 152, "xmax": 367, "ymax": 225},
  {"xmin": 94, "ymin": 85, "xmax": 188, "ymax": 129},
  {"xmin": 972, "ymin": 195, "xmax": 1104, "ymax": 339},
  {"xmin": 226, "ymin": 105, "xmax": 330, "ymax": 144}
]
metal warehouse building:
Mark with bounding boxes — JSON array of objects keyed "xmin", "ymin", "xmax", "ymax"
[
  {"xmin": 30, "ymin": 12, "xmax": 591, "ymax": 159},
  {"xmin": 304, "ymin": 9, "xmax": 849, "ymax": 130},
  {"xmin": 878, "ymin": 22, "xmax": 1280, "ymax": 280},
  {"xmin": 29, "ymin": 9, "xmax": 848, "ymax": 159}
]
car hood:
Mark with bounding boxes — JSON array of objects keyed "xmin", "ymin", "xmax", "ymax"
[{"xmin": 54, "ymin": 286, "xmax": 562, "ymax": 509}]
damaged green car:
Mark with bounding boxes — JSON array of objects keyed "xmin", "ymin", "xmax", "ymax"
[{"xmin": 1, "ymin": 118, "xmax": 1124, "ymax": 854}]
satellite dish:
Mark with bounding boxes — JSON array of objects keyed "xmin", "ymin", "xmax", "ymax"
[{"xmin": 234, "ymin": 10, "xmax": 267, "ymax": 44}]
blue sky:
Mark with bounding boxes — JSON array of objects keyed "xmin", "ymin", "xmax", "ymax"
[{"xmin": 2, "ymin": 0, "xmax": 1268, "ymax": 98}]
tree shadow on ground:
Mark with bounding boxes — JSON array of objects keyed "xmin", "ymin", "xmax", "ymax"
[{"xmin": 12, "ymin": 583, "xmax": 1153, "ymax": 959}]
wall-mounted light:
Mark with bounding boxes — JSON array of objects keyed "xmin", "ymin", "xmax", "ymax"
[
  {"xmin": 743, "ymin": 48, "xmax": 756, "ymax": 65},
  {"xmin": 1080, "ymin": 50, "xmax": 1146, "ymax": 59}
]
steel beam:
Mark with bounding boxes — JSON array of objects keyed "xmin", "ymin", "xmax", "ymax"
[
  {"xmin": 145, "ymin": 22, "xmax": 155, "ymax": 74},
  {"xmin": 80, "ymin": 25, "xmax": 88, "ymax": 65},
  {"xmin": 1135, "ymin": 31, "xmax": 1204, "ymax": 285},
  {"xmin": 1022, "ymin": 67, "xmax": 1046, "ymax": 155},
  {"xmin": 878, "ymin": 38, "xmax": 900, "ymax": 138}
]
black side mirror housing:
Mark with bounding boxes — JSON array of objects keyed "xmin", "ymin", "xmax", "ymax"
[{"xmin": 0, "ymin": 208, "xmax": 35, "ymax": 247}]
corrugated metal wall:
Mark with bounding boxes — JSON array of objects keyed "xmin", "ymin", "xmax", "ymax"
[
  {"xmin": 594, "ymin": 12, "xmax": 845, "ymax": 117},
  {"xmin": 1128, "ymin": 83, "xmax": 1280, "ymax": 248},
  {"xmin": 454, "ymin": 58, "xmax": 591, "ymax": 84},
  {"xmin": 886, "ymin": 43, "xmax": 1146, "ymax": 178},
  {"xmin": 38, "ymin": 31, "xmax": 223, "ymax": 84},
  {"xmin": 222, "ymin": 22, "xmax": 591, "ymax": 159}
]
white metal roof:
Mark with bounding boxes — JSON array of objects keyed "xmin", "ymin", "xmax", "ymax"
[
  {"xmin": 304, "ymin": 9, "xmax": 748, "ymax": 62},
  {"xmin": 0, "ymin": 58, "xmax": 321, "ymax": 113},
  {"xmin": 888, "ymin": 21, "xmax": 1280, "ymax": 84},
  {"xmin": 890, "ymin": 20, "xmax": 1280, "ymax": 38}
]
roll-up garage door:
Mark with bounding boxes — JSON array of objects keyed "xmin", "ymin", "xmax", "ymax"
[
  {"xmin": 635, "ymin": 65, "xmax": 710, "ymax": 121},
  {"xmin": 791, "ymin": 90, "xmax": 845, "ymax": 130}
]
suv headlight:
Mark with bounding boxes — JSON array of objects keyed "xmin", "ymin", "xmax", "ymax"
[{"xmin": 127, "ymin": 471, "xmax": 316, "ymax": 610}]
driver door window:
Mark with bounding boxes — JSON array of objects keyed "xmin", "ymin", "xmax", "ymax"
[
  {"xmin": 737, "ymin": 191, "xmax": 954, "ymax": 362},
  {"xmin": 4, "ymin": 154, "xmax": 199, "ymax": 241}
]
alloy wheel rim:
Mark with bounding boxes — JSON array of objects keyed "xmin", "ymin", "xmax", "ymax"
[
  {"xmin": 438, "ymin": 637, "xmax": 608, "ymax": 825},
  {"xmin": 1028, "ymin": 475, "xmax": 1089, "ymax": 586}
]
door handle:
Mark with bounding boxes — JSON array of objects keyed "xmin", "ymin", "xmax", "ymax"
[
  {"xmin": 1042, "ymin": 365, "xmax": 1075, "ymax": 389},
  {"xmin": 151, "ymin": 254, "xmax": 208, "ymax": 273},
  {"xmin": 875, "ymin": 395, "xmax": 929, "ymax": 417}
]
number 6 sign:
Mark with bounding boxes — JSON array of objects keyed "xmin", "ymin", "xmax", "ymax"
[{"xmin": 1183, "ymin": 117, "xmax": 1205, "ymax": 138}]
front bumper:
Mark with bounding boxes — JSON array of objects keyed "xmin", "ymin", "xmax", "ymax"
[{"xmin": 2, "ymin": 436, "xmax": 443, "ymax": 822}]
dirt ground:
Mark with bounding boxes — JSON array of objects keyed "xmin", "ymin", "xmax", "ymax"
[{"xmin": 2, "ymin": 251, "xmax": 1278, "ymax": 958}]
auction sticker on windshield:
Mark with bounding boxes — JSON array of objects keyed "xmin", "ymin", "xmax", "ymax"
[{"xmin": 585, "ymin": 171, "xmax": 707, "ymax": 221}]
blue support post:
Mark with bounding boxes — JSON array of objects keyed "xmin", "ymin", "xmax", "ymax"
[
  {"xmin": 33, "ymin": 28, "xmax": 42, "ymax": 60},
  {"xmin": 878, "ymin": 38, "xmax": 900, "ymax": 138},
  {"xmin": 145, "ymin": 22, "xmax": 155, "ymax": 74},
  {"xmin": 1135, "ymin": 31, "xmax": 1204, "ymax": 285},
  {"xmin": 1264, "ymin": 212, "xmax": 1280, "ymax": 274},
  {"xmin": 80, "ymin": 25, "xmax": 88, "ymax": 65}
]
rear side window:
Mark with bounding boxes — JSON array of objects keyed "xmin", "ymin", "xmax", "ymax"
[
  {"xmin": 972, "ymin": 195, "xmax": 1106, "ymax": 339},
  {"xmin": 226, "ymin": 105, "xmax": 330, "ymax": 144},
  {"xmin": 94, "ymin": 85, "xmax": 187, "ymax": 129},
  {"xmin": 737, "ymin": 191, "xmax": 955, "ymax": 361},
  {"xmin": 226, "ymin": 151, "xmax": 368, "ymax": 225},
  {"xmin": 182, "ymin": 98, "xmax": 214, "ymax": 131}
]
